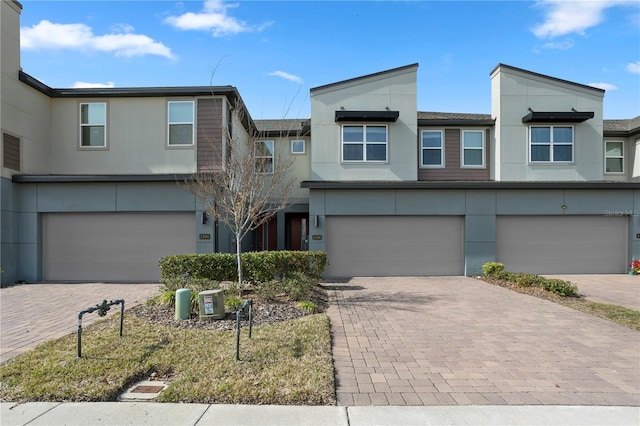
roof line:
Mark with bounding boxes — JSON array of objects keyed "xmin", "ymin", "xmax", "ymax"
[
  {"xmin": 490, "ymin": 63, "xmax": 605, "ymax": 93},
  {"xmin": 310, "ymin": 63, "xmax": 419, "ymax": 93}
]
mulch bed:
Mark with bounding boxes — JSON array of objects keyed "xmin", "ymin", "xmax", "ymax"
[{"xmin": 128, "ymin": 285, "xmax": 329, "ymax": 331}]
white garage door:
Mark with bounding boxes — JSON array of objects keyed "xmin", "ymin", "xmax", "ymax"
[
  {"xmin": 496, "ymin": 216, "xmax": 627, "ymax": 274},
  {"xmin": 325, "ymin": 216, "xmax": 463, "ymax": 277},
  {"xmin": 43, "ymin": 212, "xmax": 195, "ymax": 281}
]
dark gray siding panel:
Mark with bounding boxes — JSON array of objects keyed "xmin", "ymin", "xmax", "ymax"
[{"xmin": 197, "ymin": 98, "xmax": 223, "ymax": 172}]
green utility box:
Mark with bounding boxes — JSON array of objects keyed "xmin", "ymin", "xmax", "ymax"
[{"xmin": 198, "ymin": 289, "xmax": 225, "ymax": 320}]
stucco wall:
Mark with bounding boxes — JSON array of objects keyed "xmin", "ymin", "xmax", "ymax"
[
  {"xmin": 491, "ymin": 66, "xmax": 605, "ymax": 181},
  {"xmin": 310, "ymin": 65, "xmax": 418, "ymax": 181}
]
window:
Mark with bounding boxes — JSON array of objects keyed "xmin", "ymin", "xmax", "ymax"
[
  {"xmin": 80, "ymin": 103, "xmax": 106, "ymax": 147},
  {"xmin": 168, "ymin": 101, "xmax": 194, "ymax": 146},
  {"xmin": 342, "ymin": 125, "xmax": 387, "ymax": 162},
  {"xmin": 255, "ymin": 140, "xmax": 274, "ymax": 173},
  {"xmin": 291, "ymin": 139, "xmax": 305, "ymax": 154},
  {"xmin": 421, "ymin": 130, "xmax": 443, "ymax": 167},
  {"xmin": 530, "ymin": 125, "xmax": 573, "ymax": 163},
  {"xmin": 462, "ymin": 130, "xmax": 485, "ymax": 167},
  {"xmin": 605, "ymin": 141, "xmax": 624, "ymax": 173}
]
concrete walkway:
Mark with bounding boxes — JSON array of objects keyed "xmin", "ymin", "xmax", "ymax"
[
  {"xmin": 0, "ymin": 283, "xmax": 160, "ymax": 363},
  {"xmin": 545, "ymin": 274, "xmax": 640, "ymax": 311},
  {"xmin": 2, "ymin": 402, "xmax": 639, "ymax": 425},
  {"xmin": 326, "ymin": 276, "xmax": 640, "ymax": 407}
]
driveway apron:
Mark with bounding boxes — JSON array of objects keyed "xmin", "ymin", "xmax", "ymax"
[
  {"xmin": 326, "ymin": 276, "xmax": 640, "ymax": 406},
  {"xmin": 0, "ymin": 283, "xmax": 160, "ymax": 364}
]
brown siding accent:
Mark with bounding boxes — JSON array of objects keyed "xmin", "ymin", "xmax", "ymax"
[
  {"xmin": 197, "ymin": 98, "xmax": 223, "ymax": 172},
  {"xmin": 3, "ymin": 133, "xmax": 20, "ymax": 171},
  {"xmin": 418, "ymin": 128, "xmax": 491, "ymax": 181}
]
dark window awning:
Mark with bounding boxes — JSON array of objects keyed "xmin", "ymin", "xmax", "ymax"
[
  {"xmin": 335, "ymin": 110, "xmax": 400, "ymax": 122},
  {"xmin": 522, "ymin": 110, "xmax": 594, "ymax": 123}
]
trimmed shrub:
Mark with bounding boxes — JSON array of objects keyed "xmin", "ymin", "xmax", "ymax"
[
  {"xmin": 481, "ymin": 262, "xmax": 578, "ymax": 297},
  {"xmin": 541, "ymin": 278, "xmax": 578, "ymax": 297},
  {"xmin": 482, "ymin": 262, "xmax": 505, "ymax": 277},
  {"xmin": 159, "ymin": 251, "xmax": 327, "ymax": 283}
]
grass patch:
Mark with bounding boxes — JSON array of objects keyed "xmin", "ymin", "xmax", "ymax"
[
  {"xmin": 0, "ymin": 313, "xmax": 335, "ymax": 405},
  {"xmin": 555, "ymin": 299, "xmax": 640, "ymax": 331}
]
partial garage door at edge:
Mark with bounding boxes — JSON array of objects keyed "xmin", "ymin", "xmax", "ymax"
[
  {"xmin": 496, "ymin": 215, "xmax": 628, "ymax": 274},
  {"xmin": 325, "ymin": 216, "xmax": 463, "ymax": 277},
  {"xmin": 43, "ymin": 212, "xmax": 195, "ymax": 281}
]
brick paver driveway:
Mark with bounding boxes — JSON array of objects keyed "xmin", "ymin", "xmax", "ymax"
[{"xmin": 326, "ymin": 276, "xmax": 640, "ymax": 406}]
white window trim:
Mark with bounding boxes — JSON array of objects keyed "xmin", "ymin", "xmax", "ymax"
[
  {"xmin": 79, "ymin": 102, "xmax": 107, "ymax": 149},
  {"xmin": 341, "ymin": 124, "xmax": 388, "ymax": 163},
  {"xmin": 420, "ymin": 130, "xmax": 444, "ymax": 168},
  {"xmin": 604, "ymin": 140, "xmax": 625, "ymax": 174},
  {"xmin": 255, "ymin": 140, "xmax": 275, "ymax": 174},
  {"xmin": 167, "ymin": 100, "xmax": 195, "ymax": 147},
  {"xmin": 291, "ymin": 139, "xmax": 305, "ymax": 154},
  {"xmin": 461, "ymin": 129, "xmax": 486, "ymax": 168},
  {"xmin": 529, "ymin": 125, "xmax": 574, "ymax": 163}
]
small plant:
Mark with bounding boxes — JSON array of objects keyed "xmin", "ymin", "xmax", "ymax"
[
  {"xmin": 297, "ymin": 300, "xmax": 317, "ymax": 313},
  {"xmin": 225, "ymin": 296, "xmax": 243, "ymax": 312},
  {"xmin": 482, "ymin": 262, "xmax": 505, "ymax": 277},
  {"xmin": 629, "ymin": 259, "xmax": 640, "ymax": 274}
]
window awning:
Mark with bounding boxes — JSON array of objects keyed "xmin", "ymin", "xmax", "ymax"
[
  {"xmin": 335, "ymin": 110, "xmax": 400, "ymax": 122},
  {"xmin": 522, "ymin": 110, "xmax": 594, "ymax": 123}
]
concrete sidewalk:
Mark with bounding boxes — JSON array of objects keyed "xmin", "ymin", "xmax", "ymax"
[{"xmin": 2, "ymin": 402, "xmax": 639, "ymax": 425}]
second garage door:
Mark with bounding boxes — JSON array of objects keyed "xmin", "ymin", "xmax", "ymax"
[
  {"xmin": 43, "ymin": 212, "xmax": 195, "ymax": 282},
  {"xmin": 496, "ymin": 215, "xmax": 628, "ymax": 274},
  {"xmin": 325, "ymin": 216, "xmax": 463, "ymax": 277}
]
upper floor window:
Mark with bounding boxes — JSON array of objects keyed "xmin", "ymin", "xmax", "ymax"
[
  {"xmin": 605, "ymin": 141, "xmax": 624, "ymax": 174},
  {"xmin": 80, "ymin": 103, "xmax": 106, "ymax": 148},
  {"xmin": 529, "ymin": 125, "xmax": 573, "ymax": 163},
  {"xmin": 291, "ymin": 139, "xmax": 305, "ymax": 154},
  {"xmin": 168, "ymin": 101, "xmax": 194, "ymax": 146},
  {"xmin": 421, "ymin": 130, "xmax": 443, "ymax": 167},
  {"xmin": 462, "ymin": 130, "xmax": 485, "ymax": 168},
  {"xmin": 255, "ymin": 140, "xmax": 274, "ymax": 173},
  {"xmin": 342, "ymin": 125, "xmax": 387, "ymax": 162}
]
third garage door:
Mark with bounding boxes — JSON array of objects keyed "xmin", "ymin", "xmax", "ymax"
[
  {"xmin": 325, "ymin": 216, "xmax": 463, "ymax": 277},
  {"xmin": 496, "ymin": 215, "xmax": 628, "ymax": 274}
]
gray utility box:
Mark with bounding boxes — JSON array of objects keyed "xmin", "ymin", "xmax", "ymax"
[{"xmin": 198, "ymin": 290, "xmax": 225, "ymax": 320}]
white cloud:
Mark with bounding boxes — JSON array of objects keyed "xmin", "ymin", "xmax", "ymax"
[
  {"xmin": 21, "ymin": 20, "xmax": 174, "ymax": 59},
  {"xmin": 165, "ymin": 0, "xmax": 260, "ymax": 36},
  {"xmin": 540, "ymin": 39, "xmax": 574, "ymax": 50},
  {"xmin": 72, "ymin": 81, "xmax": 116, "ymax": 88},
  {"xmin": 268, "ymin": 71, "xmax": 303, "ymax": 84},
  {"xmin": 627, "ymin": 61, "xmax": 640, "ymax": 74},
  {"xmin": 532, "ymin": 0, "xmax": 628, "ymax": 38},
  {"xmin": 588, "ymin": 82, "xmax": 618, "ymax": 91}
]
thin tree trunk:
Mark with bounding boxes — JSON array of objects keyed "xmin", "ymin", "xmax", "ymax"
[{"xmin": 235, "ymin": 231, "xmax": 243, "ymax": 296}]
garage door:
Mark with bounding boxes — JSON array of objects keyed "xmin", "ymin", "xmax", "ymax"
[
  {"xmin": 43, "ymin": 212, "xmax": 195, "ymax": 281},
  {"xmin": 496, "ymin": 216, "xmax": 627, "ymax": 274},
  {"xmin": 325, "ymin": 216, "xmax": 463, "ymax": 277}
]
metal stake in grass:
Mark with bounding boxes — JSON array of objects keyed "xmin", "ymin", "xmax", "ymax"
[
  {"xmin": 235, "ymin": 299, "xmax": 253, "ymax": 361},
  {"xmin": 77, "ymin": 299, "xmax": 124, "ymax": 358}
]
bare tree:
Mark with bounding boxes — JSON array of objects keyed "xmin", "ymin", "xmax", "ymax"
[{"xmin": 183, "ymin": 98, "xmax": 299, "ymax": 291}]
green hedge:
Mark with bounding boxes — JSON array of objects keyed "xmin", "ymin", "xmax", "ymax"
[
  {"xmin": 482, "ymin": 262, "xmax": 578, "ymax": 297},
  {"xmin": 159, "ymin": 251, "xmax": 327, "ymax": 283}
]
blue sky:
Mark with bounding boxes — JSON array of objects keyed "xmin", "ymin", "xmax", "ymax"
[{"xmin": 18, "ymin": 0, "xmax": 640, "ymax": 119}]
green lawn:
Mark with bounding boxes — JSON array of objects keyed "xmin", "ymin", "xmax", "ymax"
[{"xmin": 0, "ymin": 313, "xmax": 335, "ymax": 405}]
